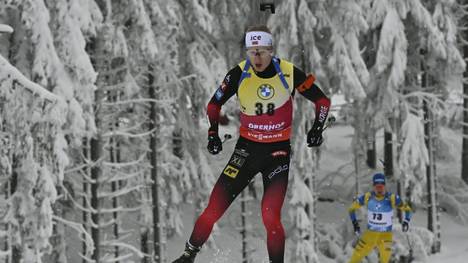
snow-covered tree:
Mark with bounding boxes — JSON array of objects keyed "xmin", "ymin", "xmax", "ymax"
[
  {"xmin": 1, "ymin": 0, "xmax": 101, "ymax": 261},
  {"xmin": 0, "ymin": 50, "xmax": 69, "ymax": 262},
  {"xmin": 157, "ymin": 0, "xmax": 224, "ymax": 247}
]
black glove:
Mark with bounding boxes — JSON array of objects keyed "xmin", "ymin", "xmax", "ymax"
[
  {"xmin": 207, "ymin": 133, "xmax": 222, "ymax": 155},
  {"xmin": 352, "ymin": 220, "xmax": 361, "ymax": 235},
  {"xmin": 307, "ymin": 123, "xmax": 324, "ymax": 147},
  {"xmin": 402, "ymin": 220, "xmax": 409, "ymax": 232}
]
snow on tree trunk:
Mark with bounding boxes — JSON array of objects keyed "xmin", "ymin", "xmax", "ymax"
[
  {"xmin": 462, "ymin": 0, "xmax": 468, "ymax": 184},
  {"xmin": 82, "ymin": 138, "xmax": 91, "ymax": 263},
  {"xmin": 424, "ymin": 101, "xmax": 442, "ymax": 254},
  {"xmin": 362, "ymin": 28, "xmax": 379, "ymax": 170},
  {"xmin": 10, "ymin": 165, "xmax": 20, "ymax": 263},
  {"xmin": 422, "ymin": 64, "xmax": 442, "ymax": 253},
  {"xmin": 148, "ymin": 65, "xmax": 164, "ymax": 263},
  {"xmin": 352, "ymin": 101, "xmax": 365, "ymax": 195},
  {"xmin": 366, "ymin": 128, "xmax": 377, "ymax": 169},
  {"xmin": 89, "ymin": 31, "xmax": 106, "ymax": 261},
  {"xmin": 108, "ymin": 93, "xmax": 121, "ymax": 262},
  {"xmin": 383, "ymin": 128, "xmax": 395, "ymax": 178},
  {"xmin": 90, "ymin": 127, "xmax": 102, "ymax": 263}
]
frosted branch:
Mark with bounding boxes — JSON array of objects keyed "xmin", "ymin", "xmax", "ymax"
[
  {"xmin": 99, "ymin": 206, "xmax": 142, "ymax": 214},
  {"xmin": 102, "ymin": 153, "xmax": 146, "ymax": 168},
  {"xmin": 100, "ymin": 169, "xmax": 145, "ymax": 183},
  {"xmin": 102, "ymin": 253, "xmax": 134, "ymax": 263},
  {"xmin": 102, "ymin": 128, "xmax": 156, "ymax": 138},
  {"xmin": 0, "ymin": 55, "xmax": 60, "ymax": 103},
  {"xmin": 65, "ymin": 163, "xmax": 91, "ymax": 174},
  {"xmin": 97, "ymin": 185, "xmax": 142, "ymax": 198},
  {"xmin": 102, "ymin": 98, "xmax": 174, "ymax": 106},
  {"xmin": 62, "ymin": 186, "xmax": 97, "ymax": 213},
  {"xmin": 53, "ymin": 215, "xmax": 94, "ymax": 257},
  {"xmin": 101, "ymin": 241, "xmax": 146, "ymax": 258}
]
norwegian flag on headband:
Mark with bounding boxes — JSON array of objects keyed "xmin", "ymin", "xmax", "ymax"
[{"xmin": 245, "ymin": 31, "xmax": 273, "ymax": 47}]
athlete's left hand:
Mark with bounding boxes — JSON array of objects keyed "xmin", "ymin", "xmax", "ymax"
[
  {"xmin": 402, "ymin": 220, "xmax": 409, "ymax": 232},
  {"xmin": 352, "ymin": 220, "xmax": 361, "ymax": 235},
  {"xmin": 307, "ymin": 123, "xmax": 323, "ymax": 147}
]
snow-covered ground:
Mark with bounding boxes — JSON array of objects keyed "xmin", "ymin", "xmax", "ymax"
[
  {"xmin": 167, "ymin": 124, "xmax": 468, "ymax": 263},
  {"xmin": 425, "ymin": 214, "xmax": 468, "ymax": 263}
]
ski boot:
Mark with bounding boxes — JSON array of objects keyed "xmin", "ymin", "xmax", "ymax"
[{"xmin": 172, "ymin": 241, "xmax": 200, "ymax": 263}]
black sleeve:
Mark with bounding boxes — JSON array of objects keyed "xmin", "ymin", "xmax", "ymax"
[
  {"xmin": 293, "ymin": 66, "xmax": 307, "ymax": 90},
  {"xmin": 293, "ymin": 66, "xmax": 327, "ymax": 102},
  {"xmin": 206, "ymin": 65, "xmax": 242, "ymax": 134},
  {"xmin": 293, "ymin": 65, "xmax": 331, "ymax": 130},
  {"xmin": 208, "ymin": 65, "xmax": 242, "ymax": 105}
]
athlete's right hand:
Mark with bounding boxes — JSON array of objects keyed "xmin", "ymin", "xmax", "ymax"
[
  {"xmin": 352, "ymin": 220, "xmax": 361, "ymax": 235},
  {"xmin": 207, "ymin": 133, "xmax": 222, "ymax": 155}
]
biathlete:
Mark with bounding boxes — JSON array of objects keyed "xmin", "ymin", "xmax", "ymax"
[
  {"xmin": 348, "ymin": 173, "xmax": 412, "ymax": 263},
  {"xmin": 172, "ymin": 25, "xmax": 331, "ymax": 263}
]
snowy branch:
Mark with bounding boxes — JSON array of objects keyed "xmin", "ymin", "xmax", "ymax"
[
  {"xmin": 102, "ymin": 128, "xmax": 156, "ymax": 138},
  {"xmin": 53, "ymin": 215, "xmax": 94, "ymax": 257},
  {"xmin": 0, "ymin": 55, "xmax": 61, "ymax": 103},
  {"xmin": 101, "ymin": 241, "xmax": 146, "ymax": 258},
  {"xmin": 101, "ymin": 98, "xmax": 174, "ymax": 106},
  {"xmin": 97, "ymin": 185, "xmax": 142, "ymax": 198},
  {"xmin": 102, "ymin": 153, "xmax": 146, "ymax": 168}
]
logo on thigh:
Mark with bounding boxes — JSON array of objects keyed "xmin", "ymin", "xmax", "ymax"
[
  {"xmin": 229, "ymin": 154, "xmax": 246, "ymax": 168},
  {"xmin": 223, "ymin": 165, "xmax": 240, "ymax": 179},
  {"xmin": 271, "ymin": 150, "xmax": 288, "ymax": 157},
  {"xmin": 268, "ymin": 164, "xmax": 289, "ymax": 179},
  {"xmin": 234, "ymin": 148, "xmax": 249, "ymax": 158}
]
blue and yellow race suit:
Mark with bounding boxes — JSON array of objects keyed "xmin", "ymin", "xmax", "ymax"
[{"xmin": 348, "ymin": 191, "xmax": 412, "ymax": 263}]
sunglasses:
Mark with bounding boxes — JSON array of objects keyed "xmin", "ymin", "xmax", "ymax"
[{"xmin": 246, "ymin": 49, "xmax": 272, "ymax": 58}]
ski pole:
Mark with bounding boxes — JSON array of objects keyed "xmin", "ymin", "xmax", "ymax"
[
  {"xmin": 405, "ymin": 231, "xmax": 414, "ymax": 262},
  {"xmin": 322, "ymin": 115, "xmax": 336, "ymax": 132},
  {"xmin": 222, "ymin": 134, "xmax": 232, "ymax": 144}
]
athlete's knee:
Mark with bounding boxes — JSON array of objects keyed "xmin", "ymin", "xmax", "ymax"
[
  {"xmin": 198, "ymin": 205, "xmax": 225, "ymax": 225},
  {"xmin": 262, "ymin": 206, "xmax": 283, "ymax": 230},
  {"xmin": 379, "ymin": 242, "xmax": 392, "ymax": 263},
  {"xmin": 348, "ymin": 250, "xmax": 366, "ymax": 263}
]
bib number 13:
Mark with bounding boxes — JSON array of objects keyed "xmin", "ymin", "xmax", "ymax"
[{"xmin": 255, "ymin": 102, "xmax": 275, "ymax": 116}]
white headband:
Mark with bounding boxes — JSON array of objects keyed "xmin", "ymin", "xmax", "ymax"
[{"xmin": 245, "ymin": 31, "xmax": 273, "ymax": 48}]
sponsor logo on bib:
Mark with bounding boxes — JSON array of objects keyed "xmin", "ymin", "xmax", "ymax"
[{"xmin": 257, "ymin": 84, "xmax": 275, "ymax": 100}]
